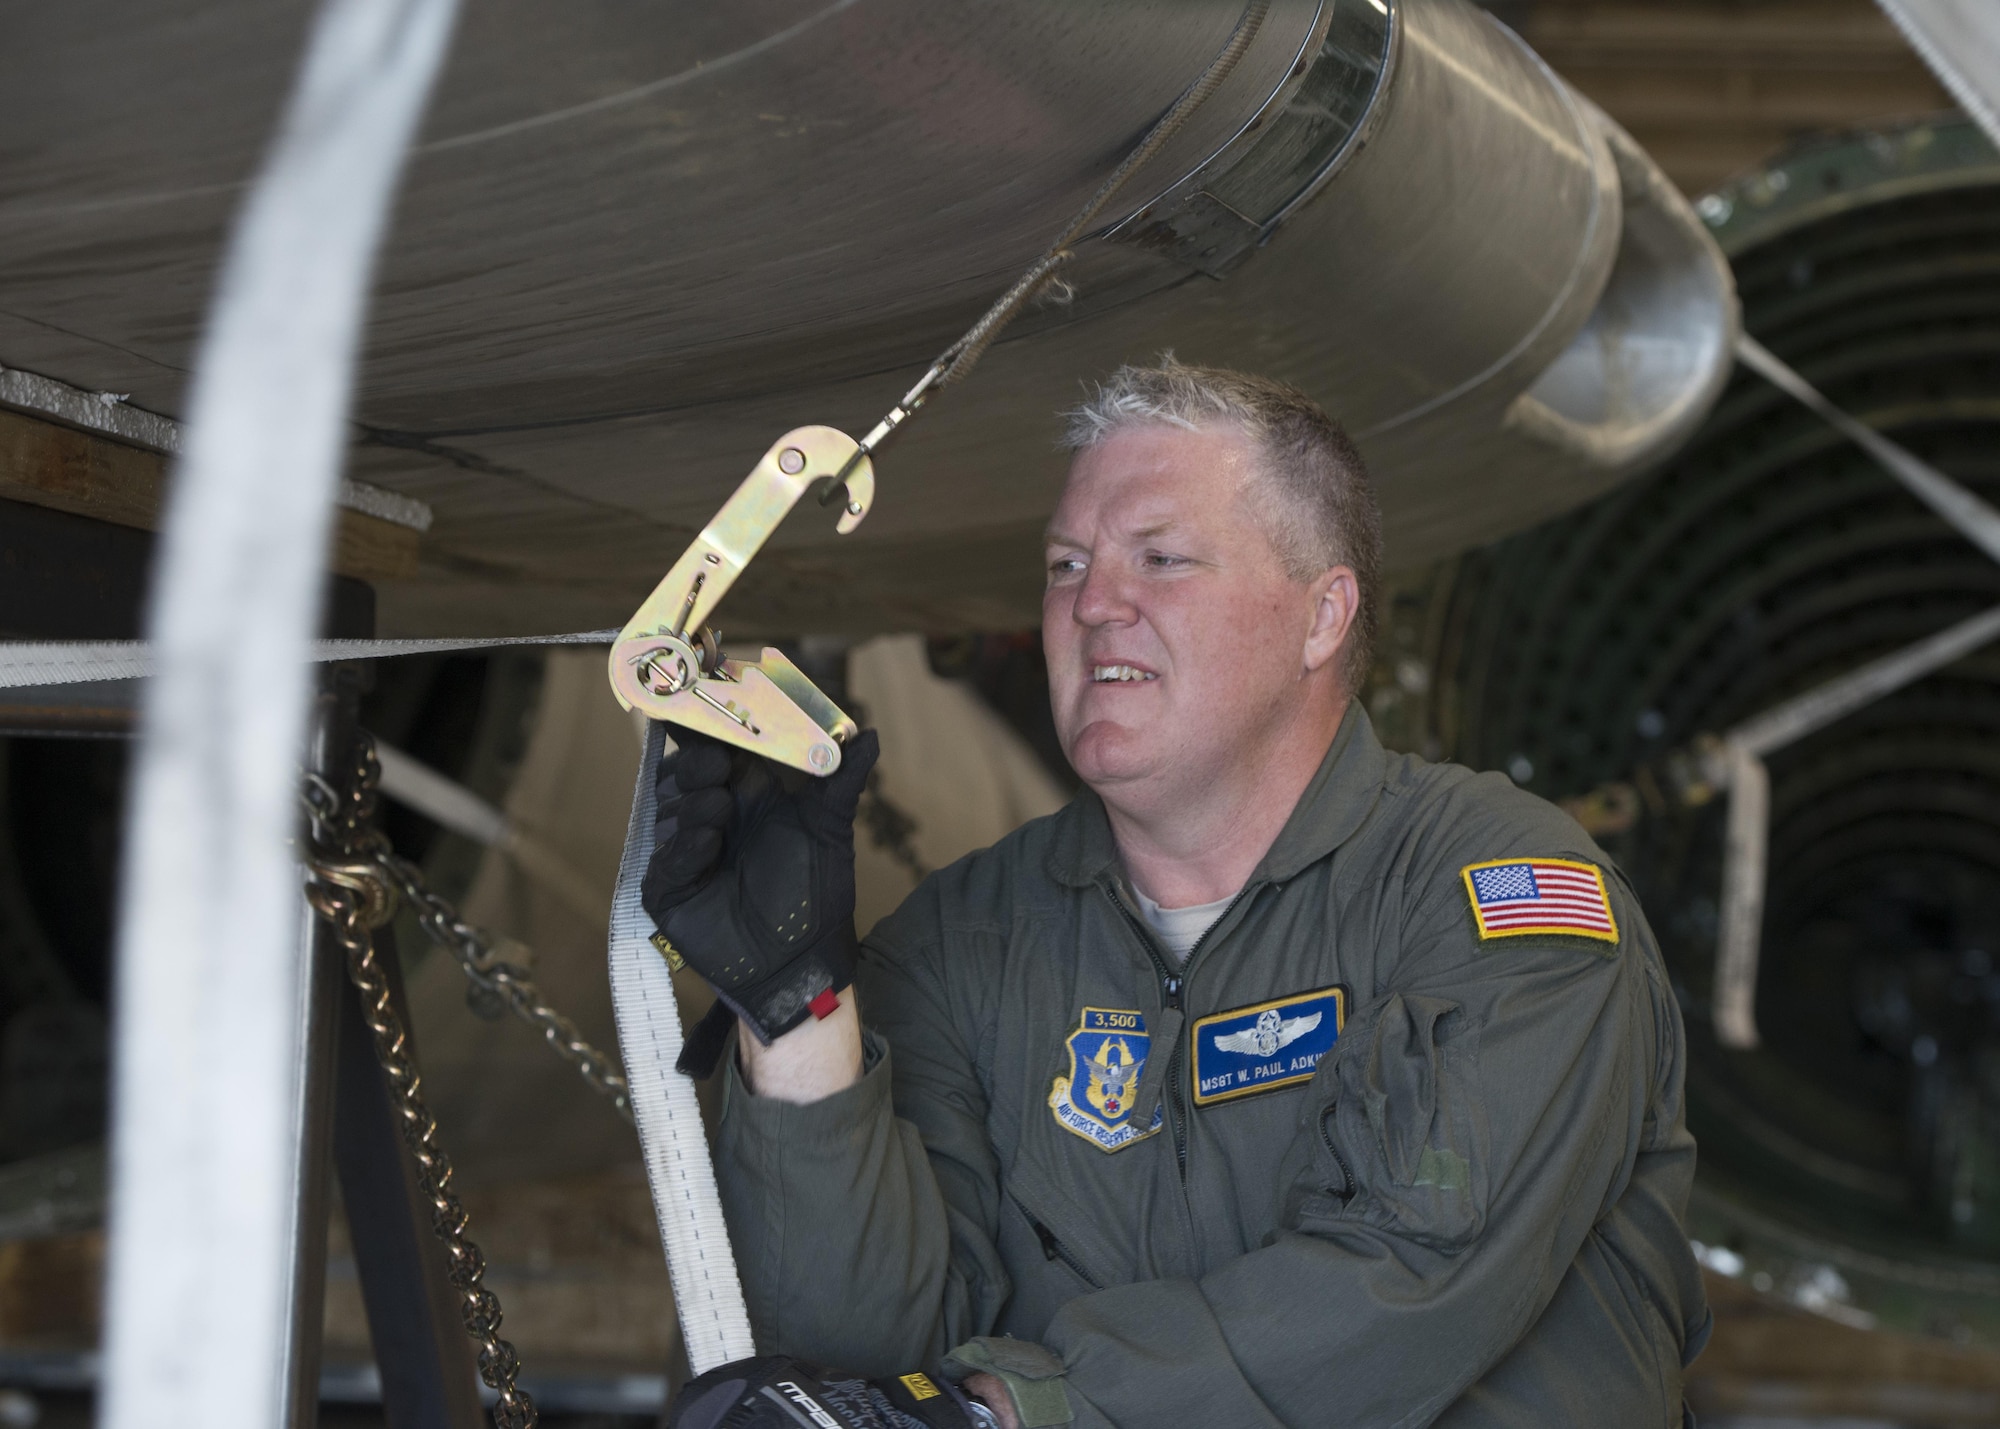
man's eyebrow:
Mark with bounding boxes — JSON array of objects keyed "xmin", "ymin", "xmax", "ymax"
[{"xmin": 1044, "ymin": 519, "xmax": 1183, "ymax": 546}]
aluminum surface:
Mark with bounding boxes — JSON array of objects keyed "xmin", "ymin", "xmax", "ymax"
[{"xmin": 1, "ymin": 0, "xmax": 1735, "ymax": 636}]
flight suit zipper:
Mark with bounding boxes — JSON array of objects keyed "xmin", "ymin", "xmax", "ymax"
[
  {"xmin": 1318, "ymin": 1103, "xmax": 1354, "ymax": 1201},
  {"xmin": 1101, "ymin": 883, "xmax": 1247, "ymax": 1181}
]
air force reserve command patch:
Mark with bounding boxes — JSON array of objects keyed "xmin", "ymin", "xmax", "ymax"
[
  {"xmin": 1049, "ymin": 1007, "xmax": 1164, "ymax": 1151},
  {"xmin": 1463, "ymin": 857, "xmax": 1619, "ymax": 943},
  {"xmin": 1191, "ymin": 987, "xmax": 1346, "ymax": 1107}
]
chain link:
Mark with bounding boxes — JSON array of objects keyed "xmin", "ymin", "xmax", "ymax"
[
  {"xmin": 305, "ymin": 873, "xmax": 538, "ymax": 1427},
  {"xmin": 302, "ymin": 747, "xmax": 634, "ymax": 1125},
  {"xmin": 375, "ymin": 848, "xmax": 634, "ymax": 1122},
  {"xmin": 304, "ymin": 735, "xmax": 554, "ymax": 1429},
  {"xmin": 858, "ymin": 771, "xmax": 930, "ymax": 883}
]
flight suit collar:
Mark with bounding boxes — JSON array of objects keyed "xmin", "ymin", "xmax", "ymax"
[{"xmin": 1044, "ymin": 700, "xmax": 1390, "ymax": 891}]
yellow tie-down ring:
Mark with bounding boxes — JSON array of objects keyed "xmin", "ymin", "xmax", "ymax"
[{"xmin": 609, "ymin": 426, "xmax": 873, "ymax": 775}]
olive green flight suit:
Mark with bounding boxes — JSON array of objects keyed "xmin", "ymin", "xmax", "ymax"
[{"xmin": 715, "ymin": 706, "xmax": 1710, "ymax": 1427}]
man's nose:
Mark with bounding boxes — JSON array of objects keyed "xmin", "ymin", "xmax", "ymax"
[{"xmin": 1072, "ymin": 558, "xmax": 1137, "ymax": 627}]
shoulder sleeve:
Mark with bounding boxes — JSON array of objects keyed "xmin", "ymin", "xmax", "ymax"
[{"xmin": 711, "ymin": 859, "xmax": 1015, "ymax": 1375}]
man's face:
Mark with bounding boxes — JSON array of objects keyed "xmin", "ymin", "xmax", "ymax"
[{"xmin": 1043, "ymin": 422, "xmax": 1350, "ymax": 800}]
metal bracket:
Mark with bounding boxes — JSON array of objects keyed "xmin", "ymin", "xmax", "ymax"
[{"xmin": 608, "ymin": 426, "xmax": 874, "ymax": 775}]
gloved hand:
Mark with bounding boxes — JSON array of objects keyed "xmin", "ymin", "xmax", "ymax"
[
  {"xmin": 665, "ymin": 1355, "xmax": 1000, "ymax": 1429},
  {"xmin": 642, "ymin": 727, "xmax": 879, "ymax": 1049}
]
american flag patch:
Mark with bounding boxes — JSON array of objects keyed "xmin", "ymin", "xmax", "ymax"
[{"xmin": 1462, "ymin": 858, "xmax": 1619, "ymax": 943}]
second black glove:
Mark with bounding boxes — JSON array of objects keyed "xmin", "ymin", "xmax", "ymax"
[{"xmin": 665, "ymin": 1355, "xmax": 995, "ymax": 1429}]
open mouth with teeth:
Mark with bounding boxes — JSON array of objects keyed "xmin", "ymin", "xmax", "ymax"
[{"xmin": 1092, "ymin": 665, "xmax": 1157, "ymax": 683}]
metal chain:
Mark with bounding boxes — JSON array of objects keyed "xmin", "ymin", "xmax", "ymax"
[
  {"xmin": 376, "ymin": 848, "xmax": 634, "ymax": 1123},
  {"xmin": 858, "ymin": 770, "xmax": 931, "ymax": 883},
  {"xmin": 303, "ymin": 748, "xmax": 635, "ymax": 1123},
  {"xmin": 303, "ymin": 737, "xmax": 544, "ymax": 1429}
]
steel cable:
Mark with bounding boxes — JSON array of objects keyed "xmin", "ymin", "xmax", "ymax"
[
  {"xmin": 834, "ymin": 0, "xmax": 1272, "ymax": 481},
  {"xmin": 938, "ymin": 0, "xmax": 1271, "ymax": 387}
]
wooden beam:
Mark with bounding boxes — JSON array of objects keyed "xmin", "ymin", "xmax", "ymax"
[
  {"xmin": 1520, "ymin": 0, "xmax": 1956, "ymax": 194},
  {"xmin": 0, "ymin": 404, "xmax": 419, "ymax": 582},
  {"xmin": 1689, "ymin": 1270, "xmax": 2000, "ymax": 1424}
]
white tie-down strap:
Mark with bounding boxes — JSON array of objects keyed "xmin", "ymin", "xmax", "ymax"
[
  {"xmin": 608, "ymin": 720, "xmax": 755, "ymax": 1374},
  {"xmin": 0, "ymin": 629, "xmax": 618, "ymax": 689},
  {"xmin": 98, "ymin": 0, "xmax": 461, "ymax": 1422}
]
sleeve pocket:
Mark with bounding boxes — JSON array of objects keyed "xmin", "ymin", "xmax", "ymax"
[{"xmin": 1315, "ymin": 991, "xmax": 1489, "ymax": 1248}]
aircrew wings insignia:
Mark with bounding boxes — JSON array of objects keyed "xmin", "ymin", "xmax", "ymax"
[
  {"xmin": 1211, "ymin": 1007, "xmax": 1321, "ymax": 1058},
  {"xmin": 1191, "ymin": 987, "xmax": 1346, "ymax": 1107}
]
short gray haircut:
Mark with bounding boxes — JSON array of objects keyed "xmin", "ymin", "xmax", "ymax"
[{"xmin": 1062, "ymin": 356, "xmax": 1383, "ymax": 688}]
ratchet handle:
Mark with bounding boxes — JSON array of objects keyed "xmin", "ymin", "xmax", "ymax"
[{"xmin": 608, "ymin": 427, "xmax": 874, "ymax": 775}]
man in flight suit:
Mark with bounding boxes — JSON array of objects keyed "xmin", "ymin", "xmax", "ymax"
[{"xmin": 648, "ymin": 360, "xmax": 1710, "ymax": 1428}]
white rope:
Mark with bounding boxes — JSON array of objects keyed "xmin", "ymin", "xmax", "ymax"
[
  {"xmin": 1710, "ymin": 605, "xmax": 2000, "ymax": 1050},
  {"xmin": 1736, "ymin": 334, "xmax": 2000, "ymax": 565},
  {"xmin": 99, "ymin": 0, "xmax": 461, "ymax": 1423},
  {"xmin": 1712, "ymin": 741, "xmax": 1769, "ymax": 1051},
  {"xmin": 1728, "ymin": 603, "xmax": 2000, "ymax": 758},
  {"xmin": 375, "ymin": 742, "xmax": 510, "ymax": 845},
  {"xmin": 1710, "ymin": 338, "xmax": 2000, "ymax": 1049},
  {"xmin": 0, "ymin": 629, "xmax": 615, "ymax": 690},
  {"xmin": 607, "ymin": 722, "xmax": 756, "ymax": 1373},
  {"xmin": 375, "ymin": 740, "xmax": 608, "ymax": 928}
]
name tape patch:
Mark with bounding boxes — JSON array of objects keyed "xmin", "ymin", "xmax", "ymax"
[
  {"xmin": 1462, "ymin": 857, "xmax": 1618, "ymax": 943},
  {"xmin": 1191, "ymin": 986, "xmax": 1346, "ymax": 1107},
  {"xmin": 1049, "ymin": 1007, "xmax": 1164, "ymax": 1152}
]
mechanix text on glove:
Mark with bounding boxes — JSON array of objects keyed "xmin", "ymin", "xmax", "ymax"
[{"xmin": 665, "ymin": 1355, "xmax": 995, "ymax": 1429}]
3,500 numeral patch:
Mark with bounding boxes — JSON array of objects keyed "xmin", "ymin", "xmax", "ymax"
[{"xmin": 1048, "ymin": 1007, "xmax": 1164, "ymax": 1151}]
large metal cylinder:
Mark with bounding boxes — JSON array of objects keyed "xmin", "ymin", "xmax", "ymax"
[{"xmin": 0, "ymin": 0, "xmax": 1736, "ymax": 634}]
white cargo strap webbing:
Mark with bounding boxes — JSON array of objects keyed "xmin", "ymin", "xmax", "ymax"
[
  {"xmin": 607, "ymin": 720, "xmax": 755, "ymax": 1373},
  {"xmin": 99, "ymin": 0, "xmax": 462, "ymax": 1422},
  {"xmin": 0, "ymin": 629, "xmax": 617, "ymax": 689}
]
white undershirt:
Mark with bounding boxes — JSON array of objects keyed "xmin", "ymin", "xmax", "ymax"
[{"xmin": 1132, "ymin": 887, "xmax": 1235, "ymax": 965}]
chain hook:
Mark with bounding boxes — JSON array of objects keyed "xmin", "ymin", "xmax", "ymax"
[{"xmin": 305, "ymin": 856, "xmax": 396, "ymax": 929}]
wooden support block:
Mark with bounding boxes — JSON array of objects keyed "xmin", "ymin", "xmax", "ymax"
[
  {"xmin": 0, "ymin": 405, "xmax": 420, "ymax": 582},
  {"xmin": 0, "ymin": 1231, "xmax": 103, "ymax": 1346},
  {"xmin": 335, "ymin": 507, "xmax": 423, "ymax": 584}
]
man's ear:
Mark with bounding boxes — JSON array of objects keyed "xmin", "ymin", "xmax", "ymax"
[{"xmin": 1303, "ymin": 566, "xmax": 1359, "ymax": 675}]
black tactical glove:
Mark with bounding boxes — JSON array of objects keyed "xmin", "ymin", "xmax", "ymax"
[
  {"xmin": 642, "ymin": 726, "xmax": 879, "ymax": 1056},
  {"xmin": 665, "ymin": 1355, "xmax": 998, "ymax": 1429}
]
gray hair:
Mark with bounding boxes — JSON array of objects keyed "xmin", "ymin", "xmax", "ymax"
[{"xmin": 1062, "ymin": 355, "xmax": 1383, "ymax": 689}]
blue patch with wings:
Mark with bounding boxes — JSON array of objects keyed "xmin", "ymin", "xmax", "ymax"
[{"xmin": 1191, "ymin": 986, "xmax": 1346, "ymax": 1107}]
